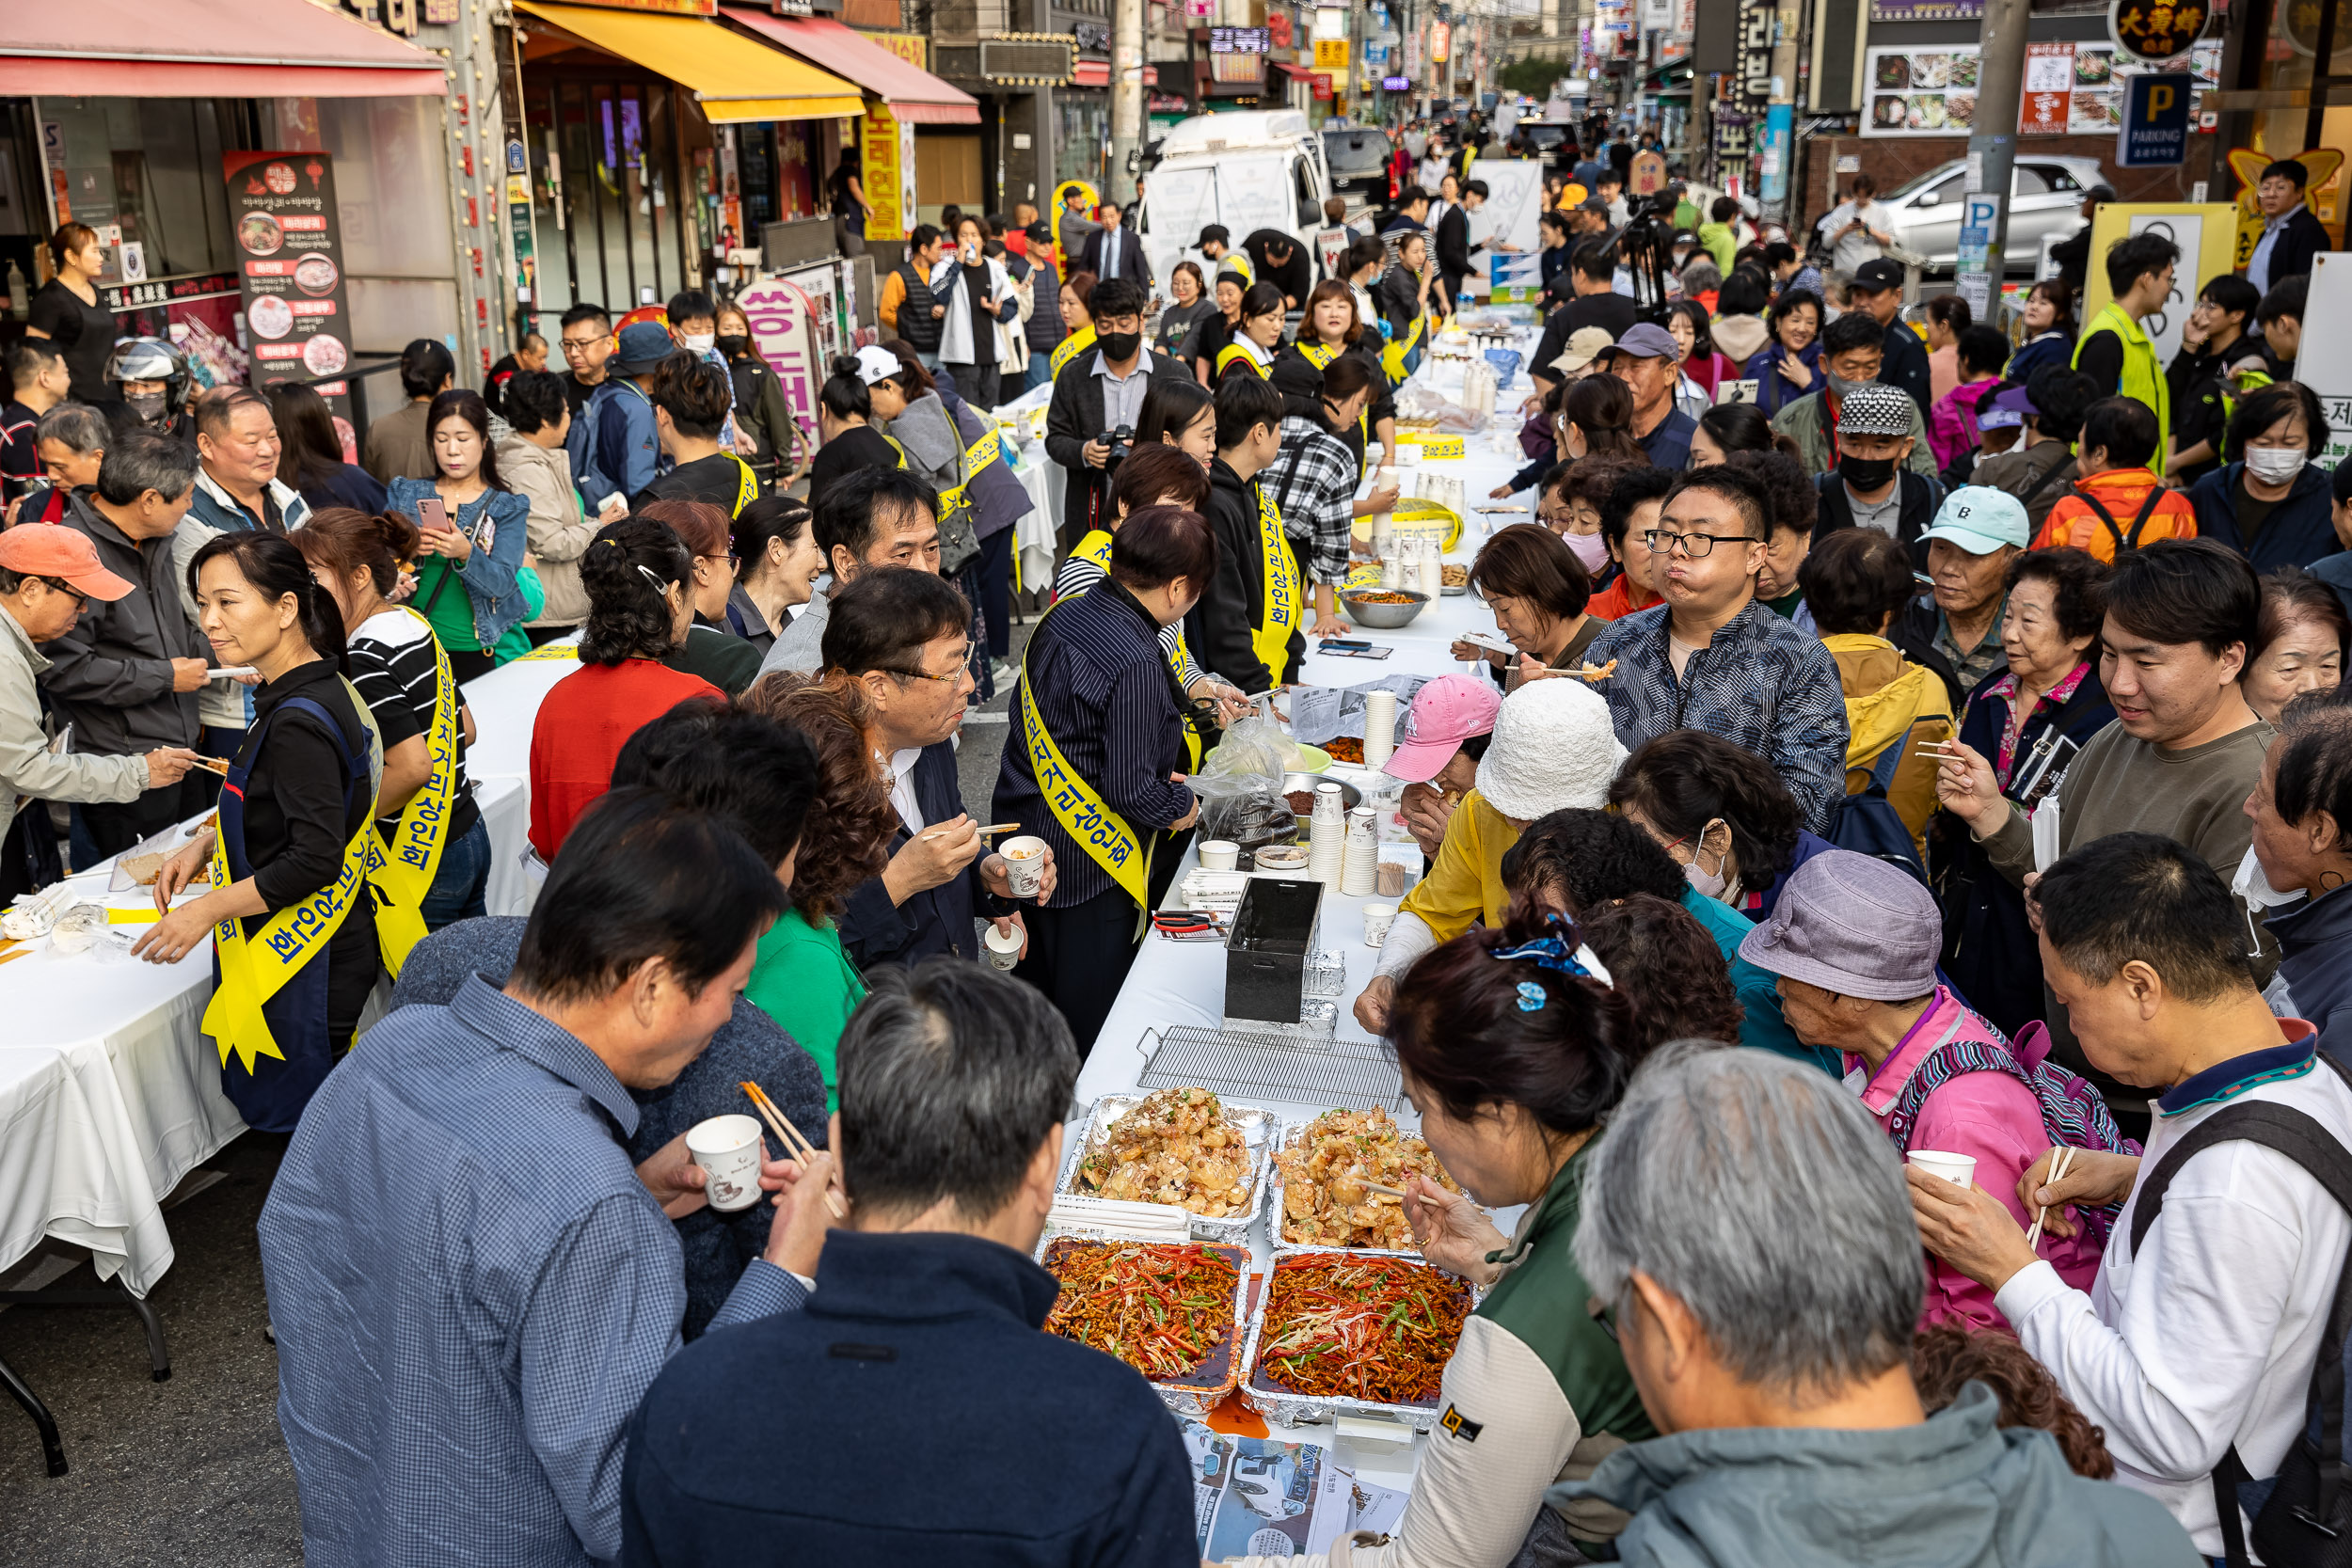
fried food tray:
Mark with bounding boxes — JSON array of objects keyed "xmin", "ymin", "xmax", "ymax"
[
  {"xmin": 1135, "ymin": 1025, "xmax": 1406, "ymax": 1114},
  {"xmin": 1035, "ymin": 1232, "xmax": 1253, "ymax": 1419},
  {"xmin": 1238, "ymin": 1246, "xmax": 1477, "ymax": 1433},
  {"xmin": 1266, "ymin": 1116, "xmax": 1481, "ymax": 1259},
  {"xmin": 1055, "ymin": 1092, "xmax": 1276, "ymax": 1244}
]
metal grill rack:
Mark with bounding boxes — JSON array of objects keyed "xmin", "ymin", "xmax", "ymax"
[{"xmin": 1136, "ymin": 1024, "xmax": 1406, "ymax": 1112}]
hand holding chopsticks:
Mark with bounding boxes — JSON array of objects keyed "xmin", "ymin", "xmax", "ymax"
[
  {"xmin": 740, "ymin": 1080, "xmax": 848, "ymax": 1219},
  {"xmin": 2025, "ymin": 1146, "xmax": 2078, "ymax": 1253}
]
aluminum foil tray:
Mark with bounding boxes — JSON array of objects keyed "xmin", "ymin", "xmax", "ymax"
[
  {"xmin": 1055, "ymin": 1092, "xmax": 1275, "ymax": 1244},
  {"xmin": 1237, "ymin": 1245, "xmax": 1478, "ymax": 1433},
  {"xmin": 1036, "ymin": 1232, "xmax": 1253, "ymax": 1420},
  {"xmin": 1264, "ymin": 1117, "xmax": 1484, "ymax": 1259}
]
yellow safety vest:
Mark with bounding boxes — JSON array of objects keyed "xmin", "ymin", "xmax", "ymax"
[
  {"xmin": 1013, "ymin": 597, "xmax": 1159, "ymax": 911},
  {"xmin": 1071, "ymin": 528, "xmax": 1203, "ymax": 773},
  {"xmin": 1251, "ymin": 477, "xmax": 1302, "ymax": 684},
  {"xmin": 365, "ymin": 608, "xmax": 458, "ymax": 979},
  {"xmin": 1049, "ymin": 325, "xmax": 1097, "ymax": 380},
  {"xmin": 2074, "ymin": 301, "xmax": 2170, "ymax": 477}
]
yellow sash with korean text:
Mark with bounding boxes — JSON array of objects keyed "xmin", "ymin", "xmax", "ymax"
[
  {"xmin": 1217, "ymin": 342, "xmax": 1270, "ymax": 380},
  {"xmin": 1015, "ymin": 600, "xmax": 1153, "ymax": 910},
  {"xmin": 1295, "ymin": 341, "xmax": 1370, "ymax": 443},
  {"xmin": 1050, "ymin": 325, "xmax": 1097, "ymax": 380},
  {"xmin": 203, "ymin": 797, "xmax": 376, "ymax": 1078},
  {"xmin": 1072, "ymin": 529, "xmax": 1202, "ymax": 772},
  {"xmin": 364, "ymin": 609, "xmax": 457, "ymax": 979},
  {"xmin": 1252, "ymin": 480, "xmax": 1301, "ymax": 683}
]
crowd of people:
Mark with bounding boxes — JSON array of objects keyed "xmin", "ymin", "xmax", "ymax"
[{"xmin": 5, "ymin": 133, "xmax": 2352, "ymax": 1566}]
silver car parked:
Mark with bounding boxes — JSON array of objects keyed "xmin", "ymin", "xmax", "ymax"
[{"xmin": 1878, "ymin": 155, "xmax": 2108, "ymax": 274}]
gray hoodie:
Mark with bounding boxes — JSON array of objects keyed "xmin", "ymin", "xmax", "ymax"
[{"xmin": 1548, "ymin": 1383, "xmax": 2199, "ymax": 1568}]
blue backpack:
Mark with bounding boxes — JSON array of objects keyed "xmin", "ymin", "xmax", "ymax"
[{"xmin": 1827, "ymin": 721, "xmax": 1928, "ymax": 885}]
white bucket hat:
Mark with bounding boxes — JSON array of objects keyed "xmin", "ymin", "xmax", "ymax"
[{"xmin": 1474, "ymin": 678, "xmax": 1628, "ymax": 824}]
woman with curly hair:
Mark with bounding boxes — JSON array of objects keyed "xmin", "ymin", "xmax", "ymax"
[
  {"xmin": 1911, "ymin": 1323, "xmax": 2114, "ymax": 1479},
  {"xmin": 1576, "ymin": 893, "xmax": 1744, "ymax": 1053},
  {"xmin": 735, "ymin": 672, "xmax": 899, "ymax": 1106}
]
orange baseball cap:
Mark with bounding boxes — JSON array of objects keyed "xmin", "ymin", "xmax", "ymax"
[{"xmin": 0, "ymin": 525, "xmax": 135, "ymax": 601}]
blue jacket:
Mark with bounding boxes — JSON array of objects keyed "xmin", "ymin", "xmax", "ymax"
[
  {"xmin": 2004, "ymin": 330, "xmax": 2074, "ymax": 390},
  {"xmin": 186, "ymin": 465, "xmax": 314, "ymax": 535},
  {"xmin": 385, "ymin": 476, "xmax": 532, "ymax": 649},
  {"xmin": 2270, "ymin": 882, "xmax": 2352, "ymax": 1067},
  {"xmin": 568, "ymin": 376, "xmax": 659, "ymax": 508},
  {"xmin": 838, "ymin": 739, "xmax": 1004, "ymax": 967},
  {"xmin": 2185, "ymin": 460, "xmax": 2339, "ymax": 569},
  {"xmin": 1744, "ymin": 339, "xmax": 1820, "ymax": 419},
  {"xmin": 620, "ymin": 1229, "xmax": 1200, "ymax": 1568}
]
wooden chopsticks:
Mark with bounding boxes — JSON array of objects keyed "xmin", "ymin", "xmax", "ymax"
[
  {"xmin": 919, "ymin": 820, "xmax": 1021, "ymax": 843},
  {"xmin": 188, "ymin": 755, "xmax": 232, "ymax": 777},
  {"xmin": 740, "ymin": 1079, "xmax": 847, "ymax": 1219},
  {"xmin": 2025, "ymin": 1146, "xmax": 2076, "ymax": 1252}
]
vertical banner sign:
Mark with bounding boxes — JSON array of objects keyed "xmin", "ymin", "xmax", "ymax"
[
  {"xmin": 2118, "ymin": 73, "xmax": 2192, "ymax": 167},
  {"xmin": 1736, "ymin": 0, "xmax": 1773, "ymax": 103},
  {"xmin": 2296, "ymin": 252, "xmax": 2352, "ymax": 469},
  {"xmin": 225, "ymin": 151, "xmax": 353, "ymax": 421},
  {"xmin": 2021, "ymin": 41, "xmax": 2073, "ymax": 134},
  {"xmin": 738, "ymin": 275, "xmax": 824, "ymax": 456},
  {"xmin": 1954, "ymin": 191, "xmax": 2003, "ymax": 314},
  {"xmin": 861, "ymin": 106, "xmax": 914, "ymax": 244}
]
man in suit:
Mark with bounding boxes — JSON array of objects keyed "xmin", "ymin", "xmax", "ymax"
[
  {"xmin": 1042, "ymin": 278, "xmax": 1193, "ymax": 546},
  {"xmin": 1435, "ymin": 178, "xmax": 1511, "ymax": 316},
  {"xmin": 823, "ymin": 566, "xmax": 1052, "ymax": 968},
  {"xmin": 1080, "ymin": 202, "xmax": 1152, "ymax": 294},
  {"xmin": 2248, "ymin": 157, "xmax": 2331, "ymax": 297}
]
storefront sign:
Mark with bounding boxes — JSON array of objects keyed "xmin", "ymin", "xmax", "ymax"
[
  {"xmin": 738, "ymin": 274, "xmax": 824, "ymax": 453},
  {"xmin": 1430, "ymin": 22, "xmax": 1451, "ymax": 63},
  {"xmin": 2110, "ymin": 0, "xmax": 2208, "ymax": 64},
  {"xmin": 2297, "ymin": 255, "xmax": 2352, "ymax": 467},
  {"xmin": 1869, "ymin": 0, "xmax": 1980, "ymax": 15},
  {"xmin": 860, "ymin": 106, "xmax": 915, "ymax": 243},
  {"xmin": 1314, "ymin": 39, "xmax": 1349, "ymax": 70},
  {"xmin": 1382, "ymin": 74, "xmax": 1411, "ymax": 89},
  {"xmin": 2021, "ymin": 40, "xmax": 2074, "ymax": 134},
  {"xmin": 2119, "ymin": 72, "xmax": 2192, "ymax": 166},
  {"xmin": 225, "ymin": 151, "xmax": 355, "ymax": 419},
  {"xmin": 1735, "ymin": 0, "xmax": 1772, "ymax": 104},
  {"xmin": 871, "ymin": 32, "xmax": 929, "ymax": 68}
]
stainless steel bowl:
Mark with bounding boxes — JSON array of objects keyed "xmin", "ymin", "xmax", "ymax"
[
  {"xmin": 1340, "ymin": 588, "xmax": 1431, "ymax": 630},
  {"xmin": 1282, "ymin": 772, "xmax": 1362, "ymax": 816}
]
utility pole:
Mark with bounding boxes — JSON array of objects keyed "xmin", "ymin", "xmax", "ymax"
[
  {"xmin": 1110, "ymin": 0, "xmax": 1144, "ymax": 203},
  {"xmin": 1960, "ymin": 0, "xmax": 2031, "ymax": 317}
]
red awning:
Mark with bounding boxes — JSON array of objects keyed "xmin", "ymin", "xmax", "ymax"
[
  {"xmin": 720, "ymin": 8, "xmax": 980, "ymax": 125},
  {"xmin": 1270, "ymin": 62, "xmax": 1322, "ymax": 83},
  {"xmin": 0, "ymin": 0, "xmax": 447, "ymax": 99},
  {"xmin": 1071, "ymin": 58, "xmax": 1111, "ymax": 87}
]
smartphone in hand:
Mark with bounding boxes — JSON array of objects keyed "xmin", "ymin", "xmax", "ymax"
[{"xmin": 416, "ymin": 495, "xmax": 452, "ymax": 533}]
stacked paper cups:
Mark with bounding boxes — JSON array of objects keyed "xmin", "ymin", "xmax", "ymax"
[
  {"xmin": 1308, "ymin": 782, "xmax": 1347, "ymax": 889},
  {"xmin": 1362, "ymin": 689, "xmax": 1398, "ymax": 770},
  {"xmin": 1341, "ymin": 806, "xmax": 1379, "ymax": 895}
]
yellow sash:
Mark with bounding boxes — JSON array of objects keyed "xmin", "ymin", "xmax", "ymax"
[
  {"xmin": 204, "ymin": 802, "xmax": 377, "ymax": 1077},
  {"xmin": 1072, "ymin": 529, "xmax": 1203, "ymax": 772},
  {"xmin": 1049, "ymin": 325, "xmax": 1097, "ymax": 380},
  {"xmin": 365, "ymin": 609, "xmax": 458, "ymax": 979},
  {"xmin": 725, "ymin": 451, "xmax": 757, "ymax": 516},
  {"xmin": 1252, "ymin": 478, "xmax": 1301, "ymax": 682},
  {"xmin": 1015, "ymin": 600, "xmax": 1155, "ymax": 910},
  {"xmin": 1295, "ymin": 341, "xmax": 1371, "ymax": 444},
  {"xmin": 879, "ymin": 430, "xmax": 911, "ymax": 467},
  {"xmin": 1381, "ymin": 307, "xmax": 1426, "ymax": 383},
  {"xmin": 937, "ymin": 421, "xmax": 1004, "ymax": 520},
  {"xmin": 1217, "ymin": 341, "xmax": 1270, "ymax": 379}
]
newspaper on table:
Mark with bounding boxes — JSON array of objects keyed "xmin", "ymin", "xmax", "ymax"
[
  {"xmin": 1289, "ymin": 675, "xmax": 1429, "ymax": 747},
  {"xmin": 1179, "ymin": 1418, "xmax": 1408, "ymax": 1560}
]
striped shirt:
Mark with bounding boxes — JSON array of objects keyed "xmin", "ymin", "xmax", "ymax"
[
  {"xmin": 1051, "ymin": 551, "xmax": 1207, "ymax": 689},
  {"xmin": 349, "ymin": 609, "xmax": 481, "ymax": 841},
  {"xmin": 1271, "ymin": 417, "xmax": 1359, "ymax": 587}
]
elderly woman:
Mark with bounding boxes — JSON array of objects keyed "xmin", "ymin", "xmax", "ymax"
[
  {"xmin": 1502, "ymin": 807, "xmax": 1815, "ymax": 1068},
  {"xmin": 2244, "ymin": 567, "xmax": 2346, "ymax": 723},
  {"xmin": 1746, "ymin": 288, "xmax": 1824, "ymax": 419},
  {"xmin": 1549, "ymin": 1045, "xmax": 2185, "ymax": 1562},
  {"xmin": 1383, "ymin": 673, "xmax": 1502, "ymax": 861},
  {"xmin": 1608, "ymin": 727, "xmax": 1828, "ymax": 925},
  {"xmin": 737, "ymin": 673, "xmax": 901, "ymax": 1106},
  {"xmin": 1448, "ymin": 524, "xmax": 1601, "ymax": 691},
  {"xmin": 725, "ymin": 497, "xmax": 822, "ymax": 654},
  {"xmin": 993, "ymin": 506, "xmax": 1209, "ymax": 1049},
  {"xmin": 1353, "ymin": 679, "xmax": 1625, "ymax": 1033},
  {"xmin": 1232, "ymin": 914, "xmax": 1654, "ymax": 1568},
  {"xmin": 1737, "ymin": 850, "xmax": 2118, "ymax": 1330},
  {"xmin": 1932, "ymin": 546, "xmax": 2113, "ymax": 1038},
  {"xmin": 2249, "ymin": 689, "xmax": 2352, "ymax": 1059}
]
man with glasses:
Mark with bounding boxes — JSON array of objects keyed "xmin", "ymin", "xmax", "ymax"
[
  {"xmin": 757, "ymin": 467, "xmax": 942, "ymax": 679},
  {"xmin": 557, "ymin": 302, "xmax": 615, "ymax": 418},
  {"xmin": 822, "ymin": 566, "xmax": 1049, "ymax": 969},
  {"xmin": 1583, "ymin": 466, "xmax": 1849, "ymax": 833}
]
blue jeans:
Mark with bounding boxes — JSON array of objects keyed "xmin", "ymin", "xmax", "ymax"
[
  {"xmin": 420, "ymin": 817, "xmax": 491, "ymax": 930},
  {"xmin": 1025, "ymin": 351, "xmax": 1052, "ymax": 393}
]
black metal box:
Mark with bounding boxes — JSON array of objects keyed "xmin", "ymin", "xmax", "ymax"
[{"xmin": 1225, "ymin": 879, "xmax": 1324, "ymax": 1025}]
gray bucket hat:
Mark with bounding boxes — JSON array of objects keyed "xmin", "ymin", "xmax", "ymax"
[{"xmin": 1737, "ymin": 850, "xmax": 1941, "ymax": 1002}]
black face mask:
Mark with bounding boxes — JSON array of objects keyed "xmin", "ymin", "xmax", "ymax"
[
  {"xmin": 1838, "ymin": 452, "xmax": 1898, "ymax": 493},
  {"xmin": 714, "ymin": 333, "xmax": 751, "ymax": 359},
  {"xmin": 1097, "ymin": 329, "xmax": 1142, "ymax": 363}
]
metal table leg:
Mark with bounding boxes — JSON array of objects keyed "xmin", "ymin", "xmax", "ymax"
[
  {"xmin": 0, "ymin": 1271, "xmax": 173, "ymax": 1475},
  {"xmin": 0, "ymin": 1351, "xmax": 68, "ymax": 1477}
]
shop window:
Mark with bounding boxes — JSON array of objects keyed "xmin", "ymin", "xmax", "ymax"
[
  {"xmin": 37, "ymin": 96, "xmax": 238, "ymax": 283},
  {"xmin": 1057, "ymin": 97, "xmax": 1110, "ymax": 187}
]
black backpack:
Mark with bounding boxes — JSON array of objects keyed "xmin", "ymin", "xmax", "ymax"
[
  {"xmin": 2066, "ymin": 481, "xmax": 2168, "ymax": 554},
  {"xmin": 2128, "ymin": 1053, "xmax": 2352, "ymax": 1568}
]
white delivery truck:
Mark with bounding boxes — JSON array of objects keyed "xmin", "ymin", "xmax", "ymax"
[{"xmin": 1137, "ymin": 110, "xmax": 1333, "ymax": 300}]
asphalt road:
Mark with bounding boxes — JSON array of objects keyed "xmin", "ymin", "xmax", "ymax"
[{"xmin": 0, "ymin": 621, "xmax": 1034, "ymax": 1565}]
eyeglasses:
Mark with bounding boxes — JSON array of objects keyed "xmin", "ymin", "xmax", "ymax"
[
  {"xmin": 38, "ymin": 577, "xmax": 87, "ymax": 610},
  {"xmin": 1585, "ymin": 1293, "xmax": 1619, "ymax": 1343},
  {"xmin": 885, "ymin": 646, "xmax": 973, "ymax": 688},
  {"xmin": 558, "ymin": 335, "xmax": 611, "ymax": 358},
  {"xmin": 1641, "ymin": 528, "xmax": 1759, "ymax": 558}
]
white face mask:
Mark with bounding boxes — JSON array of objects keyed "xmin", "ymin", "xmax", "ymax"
[
  {"xmin": 1680, "ymin": 818, "xmax": 1731, "ymax": 901},
  {"xmin": 2233, "ymin": 844, "xmax": 2302, "ymax": 910},
  {"xmin": 2246, "ymin": 446, "xmax": 2310, "ymax": 485},
  {"xmin": 679, "ymin": 333, "xmax": 716, "ymax": 355}
]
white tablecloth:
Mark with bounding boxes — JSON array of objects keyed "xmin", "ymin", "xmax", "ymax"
[{"xmin": 0, "ymin": 770, "xmax": 530, "ymax": 1295}]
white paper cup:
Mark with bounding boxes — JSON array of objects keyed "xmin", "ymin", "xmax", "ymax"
[
  {"xmin": 1906, "ymin": 1149, "xmax": 1977, "ymax": 1187},
  {"xmin": 1000, "ymin": 834, "xmax": 1048, "ymax": 897},
  {"xmin": 1198, "ymin": 840, "xmax": 1239, "ymax": 871},
  {"xmin": 983, "ymin": 922, "xmax": 1024, "ymax": 971},
  {"xmin": 1362, "ymin": 902, "xmax": 1397, "ymax": 947},
  {"xmin": 686, "ymin": 1114, "xmax": 767, "ymax": 1212}
]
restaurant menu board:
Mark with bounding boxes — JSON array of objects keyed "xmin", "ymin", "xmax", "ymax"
[
  {"xmin": 1866, "ymin": 40, "xmax": 2218, "ymax": 136},
  {"xmin": 224, "ymin": 150, "xmax": 354, "ymax": 419}
]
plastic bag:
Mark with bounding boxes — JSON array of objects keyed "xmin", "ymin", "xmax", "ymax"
[{"xmin": 1186, "ymin": 713, "xmax": 1300, "ymax": 859}]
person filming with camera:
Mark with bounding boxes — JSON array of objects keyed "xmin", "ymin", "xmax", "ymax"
[{"xmin": 1044, "ymin": 278, "xmax": 1192, "ymax": 542}]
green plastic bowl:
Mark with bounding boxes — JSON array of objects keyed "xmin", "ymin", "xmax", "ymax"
[{"xmin": 1293, "ymin": 745, "xmax": 1331, "ymax": 772}]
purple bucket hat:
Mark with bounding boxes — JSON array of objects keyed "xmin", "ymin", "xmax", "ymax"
[{"xmin": 1737, "ymin": 850, "xmax": 1942, "ymax": 1002}]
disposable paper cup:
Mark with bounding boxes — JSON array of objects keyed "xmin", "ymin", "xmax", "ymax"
[
  {"xmin": 983, "ymin": 922, "xmax": 1024, "ymax": 971},
  {"xmin": 686, "ymin": 1114, "xmax": 766, "ymax": 1212},
  {"xmin": 1906, "ymin": 1149, "xmax": 1977, "ymax": 1187},
  {"xmin": 1362, "ymin": 902, "xmax": 1397, "ymax": 947},
  {"xmin": 1001, "ymin": 834, "xmax": 1048, "ymax": 897},
  {"xmin": 1198, "ymin": 840, "xmax": 1239, "ymax": 871}
]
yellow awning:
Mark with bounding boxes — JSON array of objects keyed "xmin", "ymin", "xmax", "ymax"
[{"xmin": 516, "ymin": 0, "xmax": 863, "ymax": 122}]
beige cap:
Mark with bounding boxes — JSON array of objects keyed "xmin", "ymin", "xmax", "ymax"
[{"xmin": 1549, "ymin": 326, "xmax": 1615, "ymax": 377}]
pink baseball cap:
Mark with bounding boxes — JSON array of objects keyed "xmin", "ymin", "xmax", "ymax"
[{"xmin": 1383, "ymin": 674, "xmax": 1503, "ymax": 784}]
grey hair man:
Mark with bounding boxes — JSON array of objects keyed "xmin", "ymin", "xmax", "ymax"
[{"xmin": 1549, "ymin": 1043, "xmax": 2199, "ymax": 1567}]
